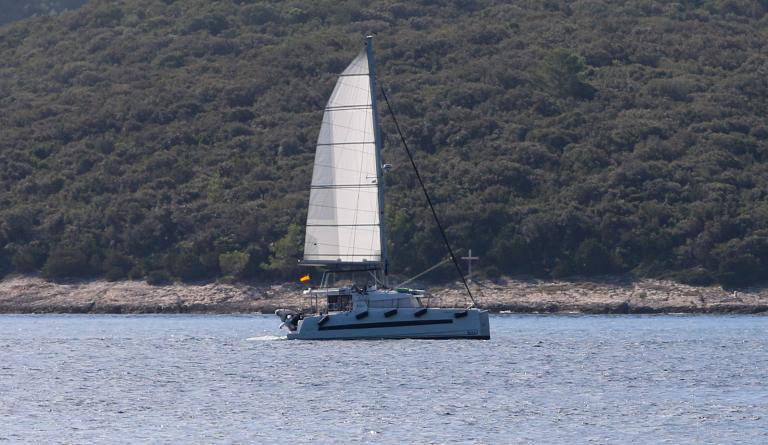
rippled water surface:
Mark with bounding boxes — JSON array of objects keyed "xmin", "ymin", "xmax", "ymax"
[{"xmin": 1, "ymin": 314, "xmax": 766, "ymax": 444}]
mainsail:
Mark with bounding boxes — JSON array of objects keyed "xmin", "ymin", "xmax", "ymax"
[{"xmin": 303, "ymin": 43, "xmax": 385, "ymax": 265}]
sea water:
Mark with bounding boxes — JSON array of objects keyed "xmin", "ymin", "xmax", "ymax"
[{"xmin": 0, "ymin": 314, "xmax": 765, "ymax": 444}]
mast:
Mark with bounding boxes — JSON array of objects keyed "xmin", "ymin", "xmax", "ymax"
[{"xmin": 366, "ymin": 35, "xmax": 388, "ymax": 280}]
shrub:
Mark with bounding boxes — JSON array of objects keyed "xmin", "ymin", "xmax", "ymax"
[
  {"xmin": 11, "ymin": 243, "xmax": 48, "ymax": 272},
  {"xmin": 263, "ymin": 224, "xmax": 304, "ymax": 278},
  {"xmin": 41, "ymin": 246, "xmax": 91, "ymax": 280},
  {"xmin": 646, "ymin": 78, "xmax": 700, "ymax": 102},
  {"xmin": 146, "ymin": 270, "xmax": 172, "ymax": 286},
  {"xmin": 241, "ymin": 4, "xmax": 280, "ymax": 26},
  {"xmin": 0, "ymin": 249, "xmax": 11, "ymax": 278},
  {"xmin": 103, "ymin": 250, "xmax": 134, "ymax": 281},
  {"xmin": 540, "ymin": 48, "xmax": 596, "ymax": 99},
  {"xmin": 716, "ymin": 253, "xmax": 763, "ymax": 288},
  {"xmin": 185, "ymin": 14, "xmax": 229, "ymax": 35},
  {"xmin": 219, "ymin": 250, "xmax": 250, "ymax": 278},
  {"xmin": 572, "ymin": 239, "xmax": 613, "ymax": 274},
  {"xmin": 105, "ymin": 267, "xmax": 127, "ymax": 281},
  {"xmin": 168, "ymin": 250, "xmax": 211, "ymax": 282}
]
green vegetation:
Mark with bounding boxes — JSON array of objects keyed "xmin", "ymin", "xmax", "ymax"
[
  {"xmin": 1, "ymin": 0, "xmax": 768, "ymax": 287},
  {"xmin": 0, "ymin": 0, "xmax": 87, "ymax": 25}
]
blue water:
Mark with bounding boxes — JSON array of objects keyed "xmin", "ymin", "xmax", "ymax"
[{"xmin": 0, "ymin": 315, "xmax": 765, "ymax": 444}]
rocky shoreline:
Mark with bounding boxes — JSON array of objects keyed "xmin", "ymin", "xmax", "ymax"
[{"xmin": 0, "ymin": 275, "xmax": 767, "ymax": 315}]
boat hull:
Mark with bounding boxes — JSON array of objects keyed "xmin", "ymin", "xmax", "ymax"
[{"xmin": 286, "ymin": 308, "xmax": 490, "ymax": 340}]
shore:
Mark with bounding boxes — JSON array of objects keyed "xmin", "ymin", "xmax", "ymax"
[{"xmin": 1, "ymin": 275, "xmax": 767, "ymax": 314}]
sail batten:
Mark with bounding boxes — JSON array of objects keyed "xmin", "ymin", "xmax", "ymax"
[{"xmin": 303, "ymin": 49, "xmax": 384, "ymax": 264}]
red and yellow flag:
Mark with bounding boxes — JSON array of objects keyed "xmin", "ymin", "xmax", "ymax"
[{"xmin": 299, "ymin": 274, "xmax": 311, "ymax": 283}]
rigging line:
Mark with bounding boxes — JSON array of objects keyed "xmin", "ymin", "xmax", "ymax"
[
  {"xmin": 395, "ymin": 256, "xmax": 452, "ymax": 288},
  {"xmin": 380, "ymin": 85, "xmax": 478, "ymax": 308}
]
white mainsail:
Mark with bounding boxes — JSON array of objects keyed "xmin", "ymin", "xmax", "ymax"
[{"xmin": 303, "ymin": 49, "xmax": 384, "ymax": 264}]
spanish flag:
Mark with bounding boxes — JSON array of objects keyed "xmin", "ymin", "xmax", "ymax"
[{"xmin": 299, "ymin": 274, "xmax": 311, "ymax": 283}]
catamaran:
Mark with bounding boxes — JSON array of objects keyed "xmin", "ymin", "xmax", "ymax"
[{"xmin": 275, "ymin": 36, "xmax": 490, "ymax": 340}]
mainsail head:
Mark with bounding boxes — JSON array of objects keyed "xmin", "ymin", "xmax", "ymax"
[{"xmin": 303, "ymin": 44, "xmax": 384, "ymax": 265}]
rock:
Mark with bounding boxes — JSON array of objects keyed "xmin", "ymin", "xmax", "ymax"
[{"xmin": 1, "ymin": 274, "xmax": 768, "ymax": 314}]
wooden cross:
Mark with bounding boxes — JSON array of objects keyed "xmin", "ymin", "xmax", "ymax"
[{"xmin": 461, "ymin": 249, "xmax": 479, "ymax": 283}]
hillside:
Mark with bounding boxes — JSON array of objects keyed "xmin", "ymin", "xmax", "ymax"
[
  {"xmin": 0, "ymin": 0, "xmax": 87, "ymax": 26},
  {"xmin": 1, "ymin": 0, "xmax": 767, "ymax": 286}
]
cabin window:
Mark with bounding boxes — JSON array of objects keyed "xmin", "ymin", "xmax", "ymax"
[
  {"xmin": 327, "ymin": 294, "xmax": 352, "ymax": 312},
  {"xmin": 368, "ymin": 297, "xmax": 422, "ymax": 308}
]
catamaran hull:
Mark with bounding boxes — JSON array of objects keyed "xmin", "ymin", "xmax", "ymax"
[{"xmin": 286, "ymin": 308, "xmax": 490, "ymax": 340}]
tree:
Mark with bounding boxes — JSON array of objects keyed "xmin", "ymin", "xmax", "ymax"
[
  {"xmin": 263, "ymin": 224, "xmax": 303, "ymax": 278},
  {"xmin": 41, "ymin": 246, "xmax": 91, "ymax": 280},
  {"xmin": 572, "ymin": 239, "xmax": 613, "ymax": 274},
  {"xmin": 168, "ymin": 249, "xmax": 213, "ymax": 282},
  {"xmin": 540, "ymin": 48, "xmax": 596, "ymax": 99},
  {"xmin": 219, "ymin": 250, "xmax": 250, "ymax": 279},
  {"xmin": 102, "ymin": 250, "xmax": 134, "ymax": 281}
]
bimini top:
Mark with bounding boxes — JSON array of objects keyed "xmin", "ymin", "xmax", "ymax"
[{"xmin": 303, "ymin": 38, "xmax": 386, "ymax": 266}]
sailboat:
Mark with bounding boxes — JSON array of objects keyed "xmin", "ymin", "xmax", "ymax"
[{"xmin": 275, "ymin": 36, "xmax": 490, "ymax": 340}]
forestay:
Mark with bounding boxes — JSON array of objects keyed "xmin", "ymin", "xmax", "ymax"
[{"xmin": 303, "ymin": 50, "xmax": 383, "ymax": 264}]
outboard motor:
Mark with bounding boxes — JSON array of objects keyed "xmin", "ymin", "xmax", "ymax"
[{"xmin": 275, "ymin": 309, "xmax": 301, "ymax": 332}]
